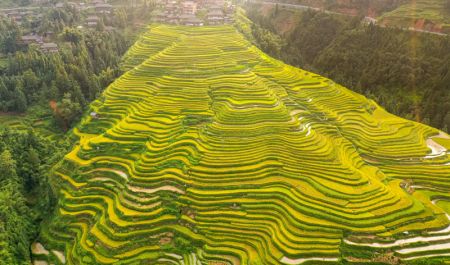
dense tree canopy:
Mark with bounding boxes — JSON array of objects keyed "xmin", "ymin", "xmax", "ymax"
[
  {"xmin": 0, "ymin": 5, "xmax": 135, "ymax": 131},
  {"xmin": 0, "ymin": 128, "xmax": 67, "ymax": 264}
]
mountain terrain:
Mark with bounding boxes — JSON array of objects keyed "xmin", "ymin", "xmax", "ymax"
[
  {"xmin": 266, "ymin": 0, "xmax": 450, "ymax": 34},
  {"xmin": 31, "ymin": 15, "xmax": 450, "ymax": 265}
]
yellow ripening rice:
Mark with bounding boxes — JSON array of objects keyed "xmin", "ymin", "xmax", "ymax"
[{"xmin": 39, "ymin": 22, "xmax": 450, "ymax": 265}]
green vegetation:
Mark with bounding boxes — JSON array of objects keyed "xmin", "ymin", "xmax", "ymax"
[
  {"xmin": 0, "ymin": 4, "xmax": 155, "ymax": 132},
  {"xmin": 0, "ymin": 4, "xmax": 157, "ymax": 263},
  {"xmin": 288, "ymin": 0, "xmax": 450, "ymax": 31},
  {"xmin": 379, "ymin": 0, "xmax": 450, "ymax": 30},
  {"xmin": 0, "ymin": 127, "xmax": 72, "ymax": 264},
  {"xmin": 245, "ymin": 5, "xmax": 450, "ymax": 132},
  {"xmin": 32, "ymin": 14, "xmax": 450, "ymax": 264},
  {"xmin": 283, "ymin": 0, "xmax": 407, "ymax": 16}
]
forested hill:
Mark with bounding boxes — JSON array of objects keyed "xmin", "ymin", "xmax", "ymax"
[{"xmin": 244, "ymin": 3, "xmax": 450, "ymax": 132}]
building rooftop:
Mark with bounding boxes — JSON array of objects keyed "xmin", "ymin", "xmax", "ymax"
[
  {"xmin": 41, "ymin": 42, "xmax": 58, "ymax": 48},
  {"xmin": 86, "ymin": 15, "xmax": 100, "ymax": 21},
  {"xmin": 95, "ymin": 3, "xmax": 112, "ymax": 8}
]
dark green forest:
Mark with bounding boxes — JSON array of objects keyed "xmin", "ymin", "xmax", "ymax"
[
  {"xmin": 0, "ymin": 128, "xmax": 71, "ymax": 264},
  {"xmin": 0, "ymin": 2, "xmax": 156, "ymax": 130},
  {"xmin": 0, "ymin": 7, "xmax": 130, "ymax": 129},
  {"xmin": 244, "ymin": 4, "xmax": 450, "ymax": 132}
]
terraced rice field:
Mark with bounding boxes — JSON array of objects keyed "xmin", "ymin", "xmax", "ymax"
[
  {"xmin": 36, "ymin": 23, "xmax": 450, "ymax": 264},
  {"xmin": 0, "ymin": 112, "xmax": 63, "ymax": 141},
  {"xmin": 378, "ymin": 0, "xmax": 450, "ymax": 31}
]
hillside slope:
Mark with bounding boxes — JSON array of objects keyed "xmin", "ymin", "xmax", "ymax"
[
  {"xmin": 379, "ymin": 0, "xmax": 450, "ymax": 33},
  {"xmin": 244, "ymin": 5, "xmax": 450, "ymax": 132},
  {"xmin": 35, "ymin": 24, "xmax": 450, "ymax": 264}
]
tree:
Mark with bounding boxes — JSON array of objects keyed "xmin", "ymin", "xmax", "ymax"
[
  {"xmin": 22, "ymin": 147, "xmax": 40, "ymax": 191},
  {"xmin": 1, "ymin": 22, "xmax": 20, "ymax": 54},
  {"xmin": 0, "ymin": 148, "xmax": 33, "ymax": 264},
  {"xmin": 0, "ymin": 184, "xmax": 34, "ymax": 264},
  {"xmin": 61, "ymin": 27, "xmax": 83, "ymax": 43},
  {"xmin": 55, "ymin": 93, "xmax": 82, "ymax": 130},
  {"xmin": 444, "ymin": 113, "xmax": 450, "ymax": 132},
  {"xmin": 14, "ymin": 81, "xmax": 27, "ymax": 112},
  {"xmin": 96, "ymin": 18, "xmax": 105, "ymax": 31},
  {"xmin": 49, "ymin": 81, "xmax": 59, "ymax": 100},
  {"xmin": 22, "ymin": 69, "xmax": 39, "ymax": 102},
  {"xmin": 0, "ymin": 150, "xmax": 16, "ymax": 183}
]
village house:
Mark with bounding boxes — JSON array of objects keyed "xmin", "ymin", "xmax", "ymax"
[
  {"xmin": 155, "ymin": 11, "xmax": 169, "ymax": 23},
  {"xmin": 40, "ymin": 42, "xmax": 59, "ymax": 53},
  {"xmin": 78, "ymin": 3, "xmax": 87, "ymax": 10},
  {"xmin": 182, "ymin": 0, "xmax": 197, "ymax": 15},
  {"xmin": 44, "ymin": 31, "xmax": 54, "ymax": 38},
  {"xmin": 180, "ymin": 14, "xmax": 203, "ymax": 26},
  {"xmin": 194, "ymin": 0, "xmax": 208, "ymax": 9},
  {"xmin": 207, "ymin": 0, "xmax": 225, "ymax": 7},
  {"xmin": 67, "ymin": 2, "xmax": 83, "ymax": 10},
  {"xmin": 92, "ymin": 0, "xmax": 106, "ymax": 4},
  {"xmin": 158, "ymin": 0, "xmax": 232, "ymax": 26},
  {"xmin": 31, "ymin": 0, "xmax": 50, "ymax": 4},
  {"xmin": 6, "ymin": 11, "xmax": 23, "ymax": 24},
  {"xmin": 166, "ymin": 13, "xmax": 180, "ymax": 24},
  {"xmin": 20, "ymin": 34, "xmax": 44, "ymax": 45},
  {"xmin": 95, "ymin": 3, "xmax": 113, "ymax": 14},
  {"xmin": 166, "ymin": 1, "xmax": 179, "ymax": 15},
  {"xmin": 156, "ymin": 11, "xmax": 165, "ymax": 21},
  {"xmin": 105, "ymin": 26, "xmax": 115, "ymax": 32},
  {"xmin": 224, "ymin": 14, "xmax": 234, "ymax": 24},
  {"xmin": 86, "ymin": 15, "xmax": 100, "ymax": 27},
  {"xmin": 207, "ymin": 9, "xmax": 224, "ymax": 25}
]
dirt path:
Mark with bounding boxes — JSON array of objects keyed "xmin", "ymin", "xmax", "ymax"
[
  {"xmin": 90, "ymin": 168, "xmax": 129, "ymax": 181},
  {"xmin": 435, "ymin": 131, "xmax": 450, "ymax": 140},
  {"xmin": 128, "ymin": 185, "xmax": 185, "ymax": 195},
  {"xmin": 425, "ymin": 131, "xmax": 449, "ymax": 158},
  {"xmin": 425, "ymin": 138, "xmax": 447, "ymax": 158},
  {"xmin": 31, "ymin": 242, "xmax": 49, "ymax": 255},
  {"xmin": 52, "ymin": 250, "xmax": 66, "ymax": 264},
  {"xmin": 397, "ymin": 242, "xmax": 450, "ymax": 254},
  {"xmin": 402, "ymin": 252, "xmax": 450, "ymax": 260}
]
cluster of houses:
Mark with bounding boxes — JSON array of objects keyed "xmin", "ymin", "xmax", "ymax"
[
  {"xmin": 0, "ymin": 0, "xmax": 113, "ymax": 25},
  {"xmin": 20, "ymin": 34, "xmax": 59, "ymax": 53},
  {"xmin": 1, "ymin": 9, "xmax": 43, "ymax": 26},
  {"xmin": 0, "ymin": 0, "xmax": 116, "ymax": 53},
  {"xmin": 60, "ymin": 0, "xmax": 114, "ymax": 29},
  {"xmin": 156, "ymin": 0, "xmax": 235, "ymax": 26},
  {"xmin": 54, "ymin": 0, "xmax": 113, "ymax": 14}
]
